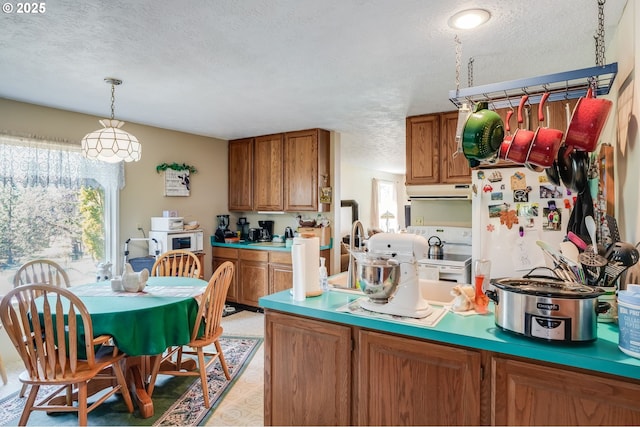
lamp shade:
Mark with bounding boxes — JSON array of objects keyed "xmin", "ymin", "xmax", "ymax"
[
  {"xmin": 81, "ymin": 119, "xmax": 141, "ymax": 163},
  {"xmin": 381, "ymin": 211, "xmax": 395, "ymax": 219}
]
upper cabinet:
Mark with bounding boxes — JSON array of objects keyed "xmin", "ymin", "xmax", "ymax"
[
  {"xmin": 254, "ymin": 134, "xmax": 285, "ymax": 211},
  {"xmin": 406, "ymin": 112, "xmax": 471, "ymax": 185},
  {"xmin": 229, "ymin": 128, "xmax": 330, "ymax": 212},
  {"xmin": 284, "ymin": 129, "xmax": 330, "ymax": 212},
  {"xmin": 228, "ymin": 138, "xmax": 253, "ymax": 211}
]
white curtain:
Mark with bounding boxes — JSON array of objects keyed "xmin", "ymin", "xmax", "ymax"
[
  {"xmin": 0, "ymin": 132, "xmax": 124, "ymax": 271},
  {"xmin": 371, "ymin": 178, "xmax": 380, "ymax": 230}
]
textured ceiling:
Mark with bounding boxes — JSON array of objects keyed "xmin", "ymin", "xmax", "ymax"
[{"xmin": 0, "ymin": 0, "xmax": 627, "ymax": 174}]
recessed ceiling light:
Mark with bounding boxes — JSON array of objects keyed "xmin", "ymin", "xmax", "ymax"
[{"xmin": 448, "ymin": 9, "xmax": 491, "ymax": 30}]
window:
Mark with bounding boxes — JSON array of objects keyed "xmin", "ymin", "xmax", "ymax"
[
  {"xmin": 0, "ymin": 134, "xmax": 123, "ymax": 293},
  {"xmin": 373, "ymin": 179, "xmax": 398, "ymax": 232}
]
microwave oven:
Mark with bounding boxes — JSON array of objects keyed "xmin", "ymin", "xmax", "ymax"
[
  {"xmin": 148, "ymin": 229, "xmax": 203, "ymax": 255},
  {"xmin": 151, "ymin": 216, "xmax": 184, "ymax": 231}
]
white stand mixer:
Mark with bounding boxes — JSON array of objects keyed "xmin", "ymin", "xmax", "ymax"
[{"xmin": 358, "ymin": 232, "xmax": 432, "ymax": 318}]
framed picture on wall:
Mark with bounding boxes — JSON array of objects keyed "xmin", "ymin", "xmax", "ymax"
[{"xmin": 164, "ymin": 169, "xmax": 190, "ymax": 196}]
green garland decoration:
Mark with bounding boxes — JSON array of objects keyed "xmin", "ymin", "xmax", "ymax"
[{"xmin": 156, "ymin": 162, "xmax": 197, "ymax": 174}]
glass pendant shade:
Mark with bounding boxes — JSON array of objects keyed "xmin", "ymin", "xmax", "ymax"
[{"xmin": 81, "ymin": 119, "xmax": 141, "ymax": 163}]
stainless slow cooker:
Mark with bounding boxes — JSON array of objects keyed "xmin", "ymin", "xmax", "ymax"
[{"xmin": 486, "ymin": 274, "xmax": 608, "ymax": 343}]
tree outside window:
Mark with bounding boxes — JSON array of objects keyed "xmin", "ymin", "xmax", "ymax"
[{"xmin": 0, "ymin": 135, "xmax": 122, "ymax": 294}]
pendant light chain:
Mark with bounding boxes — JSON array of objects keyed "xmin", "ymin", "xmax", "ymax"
[
  {"xmin": 595, "ymin": 0, "xmax": 606, "ymax": 67},
  {"xmin": 454, "ymin": 35, "xmax": 462, "ymax": 95},
  {"xmin": 468, "ymin": 57, "xmax": 474, "ymax": 88},
  {"xmin": 110, "ymin": 82, "xmax": 116, "ymax": 120}
]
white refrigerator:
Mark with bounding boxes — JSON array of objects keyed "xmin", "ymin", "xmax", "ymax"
[{"xmin": 471, "ymin": 166, "xmax": 570, "ymax": 280}]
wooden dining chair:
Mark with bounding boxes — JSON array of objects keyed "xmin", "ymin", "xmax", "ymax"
[
  {"xmin": 0, "ymin": 284, "xmax": 134, "ymax": 426},
  {"xmin": 13, "ymin": 259, "xmax": 71, "ymax": 288},
  {"xmin": 150, "ymin": 249, "xmax": 202, "ymax": 278},
  {"xmin": 147, "ymin": 261, "xmax": 234, "ymax": 408}
]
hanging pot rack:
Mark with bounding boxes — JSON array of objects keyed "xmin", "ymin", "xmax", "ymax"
[{"xmin": 448, "ymin": 62, "xmax": 618, "ymax": 110}]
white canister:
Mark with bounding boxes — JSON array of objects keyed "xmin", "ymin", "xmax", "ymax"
[{"xmin": 617, "ymin": 284, "xmax": 640, "ymax": 359}]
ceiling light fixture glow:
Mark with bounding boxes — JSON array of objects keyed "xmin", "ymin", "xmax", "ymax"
[
  {"xmin": 448, "ymin": 9, "xmax": 491, "ymax": 30},
  {"xmin": 81, "ymin": 78, "xmax": 141, "ymax": 163}
]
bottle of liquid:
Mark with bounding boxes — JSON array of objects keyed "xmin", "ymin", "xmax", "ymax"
[{"xmin": 319, "ymin": 257, "xmax": 329, "ymax": 291}]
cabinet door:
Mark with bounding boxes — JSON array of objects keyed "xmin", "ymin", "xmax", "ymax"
[
  {"xmin": 356, "ymin": 329, "xmax": 481, "ymax": 426},
  {"xmin": 228, "ymin": 138, "xmax": 253, "ymax": 211},
  {"xmin": 212, "ymin": 256, "xmax": 238, "ymax": 302},
  {"xmin": 440, "ymin": 111, "xmax": 471, "ymax": 183},
  {"xmin": 284, "ymin": 129, "xmax": 329, "ymax": 211},
  {"xmin": 406, "ymin": 115, "xmax": 439, "ymax": 185},
  {"xmin": 238, "ymin": 250, "xmax": 269, "ymax": 307},
  {"xmin": 254, "ymin": 134, "xmax": 284, "ymax": 211},
  {"xmin": 265, "ymin": 311, "xmax": 351, "ymax": 426},
  {"xmin": 493, "ymin": 356, "xmax": 640, "ymax": 426},
  {"xmin": 269, "ymin": 251, "xmax": 292, "ymax": 294}
]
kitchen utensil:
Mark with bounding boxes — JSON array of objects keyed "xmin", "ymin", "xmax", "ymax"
[
  {"xmin": 543, "ymin": 103, "xmax": 563, "ymax": 185},
  {"xmin": 558, "ymin": 145, "xmax": 589, "ymax": 194},
  {"xmin": 498, "ymin": 108, "xmax": 515, "ymax": 160},
  {"xmin": 486, "ymin": 272, "xmax": 609, "ymax": 342},
  {"xmin": 559, "ymin": 241, "xmax": 580, "ymax": 264},
  {"xmin": 357, "ymin": 257, "xmax": 401, "ymax": 303},
  {"xmin": 605, "ymin": 214, "xmax": 621, "ymax": 243},
  {"xmin": 536, "ymin": 240, "xmax": 578, "ymax": 282},
  {"xmin": 567, "ymin": 231, "xmax": 588, "ymax": 251},
  {"xmin": 428, "ymin": 235, "xmax": 444, "ymax": 259},
  {"xmin": 505, "ymin": 95, "xmax": 534, "ymax": 164},
  {"xmin": 454, "ymin": 102, "xmax": 472, "ymax": 157},
  {"xmin": 462, "ymin": 101, "xmax": 504, "ymax": 166},
  {"xmin": 602, "ymin": 241, "xmax": 640, "ymax": 287},
  {"xmin": 565, "ymin": 87, "xmax": 613, "ymax": 153},
  {"xmin": 524, "ymin": 103, "xmax": 545, "ymax": 172},
  {"xmin": 528, "ymin": 92, "xmax": 563, "ymax": 168}
]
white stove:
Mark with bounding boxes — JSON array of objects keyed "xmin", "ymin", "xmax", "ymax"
[{"xmin": 406, "ymin": 226, "xmax": 472, "ymax": 283}]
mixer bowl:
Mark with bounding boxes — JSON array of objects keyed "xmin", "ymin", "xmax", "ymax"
[{"xmin": 357, "ymin": 258, "xmax": 400, "ymax": 303}]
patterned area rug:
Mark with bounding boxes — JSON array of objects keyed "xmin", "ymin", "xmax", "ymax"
[{"xmin": 0, "ymin": 336, "xmax": 262, "ymax": 426}]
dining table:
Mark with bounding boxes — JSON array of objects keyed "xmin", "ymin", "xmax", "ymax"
[{"xmin": 52, "ymin": 276, "xmax": 208, "ymax": 418}]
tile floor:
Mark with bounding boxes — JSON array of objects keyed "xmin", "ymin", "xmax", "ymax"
[{"xmin": 0, "ymin": 309, "xmax": 266, "ymax": 426}]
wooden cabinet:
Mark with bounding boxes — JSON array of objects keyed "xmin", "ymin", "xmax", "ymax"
[
  {"xmin": 406, "ymin": 112, "xmax": 471, "ymax": 185},
  {"xmin": 254, "ymin": 134, "xmax": 285, "ymax": 211},
  {"xmin": 212, "ymin": 247, "xmax": 239, "ymax": 302},
  {"xmin": 213, "ymin": 247, "xmax": 331, "ymax": 307},
  {"xmin": 265, "ymin": 310, "xmax": 640, "ymax": 426},
  {"xmin": 238, "ymin": 250, "xmax": 269, "ymax": 307},
  {"xmin": 492, "ymin": 355, "xmax": 640, "ymax": 426},
  {"xmin": 265, "ymin": 311, "xmax": 352, "ymax": 426},
  {"xmin": 284, "ymin": 129, "xmax": 330, "ymax": 212},
  {"xmin": 269, "ymin": 251, "xmax": 293, "ymax": 295},
  {"xmin": 356, "ymin": 329, "xmax": 482, "ymax": 426},
  {"xmin": 228, "ymin": 138, "xmax": 254, "ymax": 211},
  {"xmin": 228, "ymin": 128, "xmax": 330, "ymax": 212}
]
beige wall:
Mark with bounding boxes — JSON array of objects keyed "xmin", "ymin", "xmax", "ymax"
[{"xmin": 0, "ymin": 98, "xmax": 228, "ymax": 279}]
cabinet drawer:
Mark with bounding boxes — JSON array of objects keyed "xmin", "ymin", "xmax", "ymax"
[
  {"xmin": 270, "ymin": 251, "xmax": 292, "ymax": 265},
  {"xmin": 212, "ymin": 247, "xmax": 238, "ymax": 259},
  {"xmin": 239, "ymin": 249, "xmax": 269, "ymax": 262}
]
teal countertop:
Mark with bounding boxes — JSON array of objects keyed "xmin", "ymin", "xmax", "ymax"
[
  {"xmin": 259, "ymin": 289, "xmax": 640, "ymax": 381},
  {"xmin": 211, "ymin": 237, "xmax": 332, "ymax": 252}
]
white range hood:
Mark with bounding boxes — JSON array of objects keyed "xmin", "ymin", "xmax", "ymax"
[{"xmin": 406, "ymin": 184, "xmax": 472, "ymax": 200}]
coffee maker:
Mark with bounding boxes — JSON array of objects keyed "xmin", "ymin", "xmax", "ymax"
[
  {"xmin": 237, "ymin": 217, "xmax": 250, "ymax": 241},
  {"xmin": 258, "ymin": 220, "xmax": 274, "ymax": 242}
]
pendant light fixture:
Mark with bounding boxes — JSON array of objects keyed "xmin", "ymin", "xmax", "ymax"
[{"xmin": 81, "ymin": 78, "xmax": 141, "ymax": 163}]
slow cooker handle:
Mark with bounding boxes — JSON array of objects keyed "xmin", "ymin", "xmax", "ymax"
[
  {"xmin": 522, "ymin": 266, "xmax": 562, "ymax": 281},
  {"xmin": 485, "ymin": 289, "xmax": 499, "ymax": 304}
]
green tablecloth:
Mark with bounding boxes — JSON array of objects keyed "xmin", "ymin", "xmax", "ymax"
[{"xmin": 65, "ymin": 276, "xmax": 208, "ymax": 357}]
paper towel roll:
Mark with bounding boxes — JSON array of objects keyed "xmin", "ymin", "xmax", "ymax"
[
  {"xmin": 292, "ymin": 241, "xmax": 306, "ymax": 301},
  {"xmin": 292, "ymin": 236, "xmax": 321, "ymax": 296}
]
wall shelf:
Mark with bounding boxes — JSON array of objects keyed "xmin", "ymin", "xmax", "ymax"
[{"xmin": 448, "ymin": 63, "xmax": 618, "ymax": 109}]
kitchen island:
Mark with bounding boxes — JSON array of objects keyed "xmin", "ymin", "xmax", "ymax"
[{"xmin": 259, "ymin": 289, "xmax": 640, "ymax": 426}]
